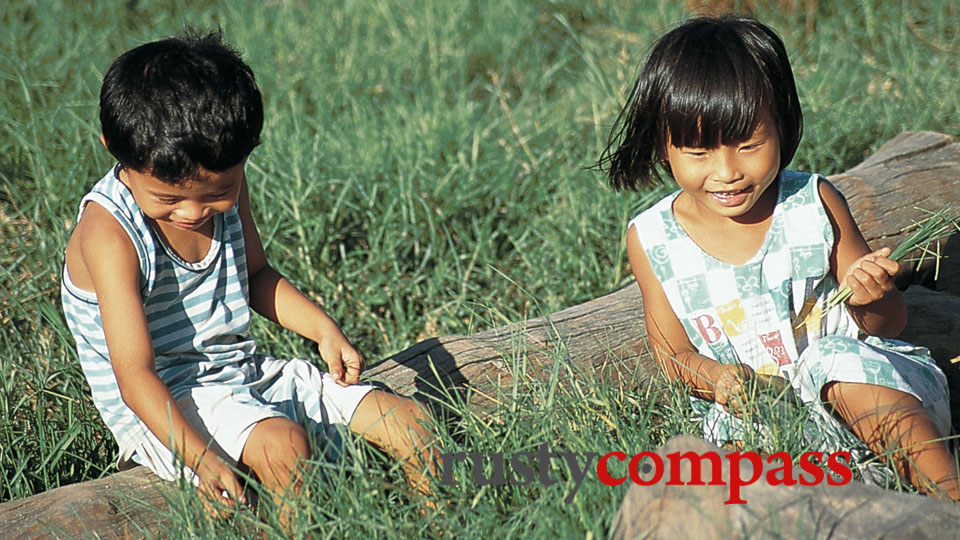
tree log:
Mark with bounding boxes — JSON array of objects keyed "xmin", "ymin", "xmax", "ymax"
[
  {"xmin": 609, "ymin": 435, "xmax": 960, "ymax": 540},
  {"xmin": 0, "ymin": 466, "xmax": 171, "ymax": 539},
  {"xmin": 830, "ymin": 130, "xmax": 960, "ymax": 294},
  {"xmin": 3, "ymin": 131, "xmax": 960, "ymax": 538}
]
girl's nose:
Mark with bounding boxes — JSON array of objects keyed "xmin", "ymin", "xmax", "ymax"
[{"xmin": 713, "ymin": 150, "xmax": 742, "ymax": 183}]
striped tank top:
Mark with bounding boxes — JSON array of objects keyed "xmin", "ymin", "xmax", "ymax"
[{"xmin": 60, "ymin": 167, "xmax": 257, "ymax": 460}]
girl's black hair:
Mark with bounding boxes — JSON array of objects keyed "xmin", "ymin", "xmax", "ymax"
[
  {"xmin": 598, "ymin": 16, "xmax": 802, "ymax": 191},
  {"xmin": 99, "ymin": 29, "xmax": 263, "ymax": 184}
]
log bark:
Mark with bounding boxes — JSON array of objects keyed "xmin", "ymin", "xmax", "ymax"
[
  {"xmin": 0, "ymin": 466, "xmax": 171, "ymax": 539},
  {"xmin": 830, "ymin": 130, "xmax": 960, "ymax": 294},
  {"xmin": 2, "ymin": 131, "xmax": 960, "ymax": 538},
  {"xmin": 609, "ymin": 435, "xmax": 960, "ymax": 540}
]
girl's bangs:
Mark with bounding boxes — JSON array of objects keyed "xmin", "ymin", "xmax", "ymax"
[{"xmin": 662, "ymin": 47, "xmax": 770, "ymax": 150}]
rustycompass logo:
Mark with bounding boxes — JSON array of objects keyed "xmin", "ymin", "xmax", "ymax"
[{"xmin": 439, "ymin": 443, "xmax": 852, "ymax": 504}]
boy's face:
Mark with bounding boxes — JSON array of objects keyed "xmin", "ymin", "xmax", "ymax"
[{"xmin": 119, "ymin": 162, "xmax": 244, "ymax": 232}]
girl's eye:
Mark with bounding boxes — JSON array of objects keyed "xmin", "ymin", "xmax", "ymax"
[{"xmin": 156, "ymin": 197, "xmax": 180, "ymax": 204}]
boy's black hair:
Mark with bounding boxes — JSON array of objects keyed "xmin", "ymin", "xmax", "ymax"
[
  {"xmin": 598, "ymin": 16, "xmax": 803, "ymax": 191},
  {"xmin": 99, "ymin": 29, "xmax": 263, "ymax": 184}
]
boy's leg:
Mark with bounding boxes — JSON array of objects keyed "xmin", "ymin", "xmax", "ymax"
[
  {"xmin": 241, "ymin": 416, "xmax": 312, "ymax": 526},
  {"xmin": 824, "ymin": 381, "xmax": 959, "ymax": 500},
  {"xmin": 349, "ymin": 390, "xmax": 437, "ymax": 495}
]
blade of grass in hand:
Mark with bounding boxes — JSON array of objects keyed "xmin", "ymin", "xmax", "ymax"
[{"xmin": 795, "ymin": 207, "xmax": 960, "ymax": 329}]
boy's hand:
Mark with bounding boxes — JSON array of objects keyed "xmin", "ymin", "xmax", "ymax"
[
  {"xmin": 196, "ymin": 456, "xmax": 245, "ymax": 518},
  {"xmin": 713, "ymin": 363, "xmax": 756, "ymax": 413},
  {"xmin": 842, "ymin": 247, "xmax": 899, "ymax": 307},
  {"xmin": 319, "ymin": 337, "xmax": 365, "ymax": 387}
]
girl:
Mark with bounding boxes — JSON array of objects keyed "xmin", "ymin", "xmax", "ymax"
[{"xmin": 599, "ymin": 16, "xmax": 958, "ymax": 499}]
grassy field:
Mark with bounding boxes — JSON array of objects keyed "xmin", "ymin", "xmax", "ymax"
[{"xmin": 2, "ymin": 0, "xmax": 959, "ymax": 537}]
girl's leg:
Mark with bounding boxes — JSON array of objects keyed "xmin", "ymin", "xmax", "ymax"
[
  {"xmin": 349, "ymin": 390, "xmax": 438, "ymax": 495},
  {"xmin": 824, "ymin": 381, "xmax": 959, "ymax": 500}
]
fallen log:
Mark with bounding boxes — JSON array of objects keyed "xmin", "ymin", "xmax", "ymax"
[
  {"xmin": 609, "ymin": 435, "xmax": 960, "ymax": 540},
  {"xmin": 0, "ymin": 466, "xmax": 171, "ymax": 539},
  {"xmin": 830, "ymin": 130, "xmax": 960, "ymax": 295},
  {"xmin": 2, "ymin": 131, "xmax": 960, "ymax": 538}
]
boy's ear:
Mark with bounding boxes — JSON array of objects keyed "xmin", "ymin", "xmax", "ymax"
[{"xmin": 99, "ymin": 133, "xmax": 108, "ymax": 149}]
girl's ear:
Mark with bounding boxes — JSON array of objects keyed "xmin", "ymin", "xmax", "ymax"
[{"xmin": 99, "ymin": 133, "xmax": 108, "ymax": 148}]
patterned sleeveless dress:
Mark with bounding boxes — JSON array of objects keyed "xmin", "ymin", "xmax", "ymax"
[{"xmin": 630, "ymin": 170, "xmax": 950, "ymax": 456}]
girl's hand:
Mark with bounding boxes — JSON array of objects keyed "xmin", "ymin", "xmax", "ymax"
[
  {"xmin": 319, "ymin": 336, "xmax": 365, "ymax": 387},
  {"xmin": 842, "ymin": 247, "xmax": 899, "ymax": 307},
  {"xmin": 713, "ymin": 363, "xmax": 756, "ymax": 412}
]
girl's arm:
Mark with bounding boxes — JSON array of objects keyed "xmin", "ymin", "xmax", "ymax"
[
  {"xmin": 626, "ymin": 224, "xmax": 754, "ymax": 406},
  {"xmin": 238, "ymin": 174, "xmax": 364, "ymax": 386},
  {"xmin": 74, "ymin": 204, "xmax": 244, "ymax": 505},
  {"xmin": 818, "ymin": 180, "xmax": 906, "ymax": 337}
]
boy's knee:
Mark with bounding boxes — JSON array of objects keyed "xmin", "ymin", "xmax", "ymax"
[
  {"xmin": 353, "ymin": 391, "xmax": 434, "ymax": 448},
  {"xmin": 366, "ymin": 391, "xmax": 429, "ymax": 421},
  {"xmin": 243, "ymin": 417, "xmax": 311, "ymax": 485},
  {"xmin": 388, "ymin": 396, "xmax": 432, "ymax": 433},
  {"xmin": 394, "ymin": 396, "xmax": 430, "ymax": 421}
]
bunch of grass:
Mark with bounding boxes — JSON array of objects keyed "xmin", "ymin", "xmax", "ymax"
[{"xmin": 796, "ymin": 207, "xmax": 960, "ymax": 329}]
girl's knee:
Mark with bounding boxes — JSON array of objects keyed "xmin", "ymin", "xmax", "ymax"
[
  {"xmin": 825, "ymin": 381, "xmax": 921, "ymax": 409},
  {"xmin": 823, "ymin": 381, "xmax": 930, "ymax": 434}
]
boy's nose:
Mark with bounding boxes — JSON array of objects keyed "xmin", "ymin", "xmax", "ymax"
[{"xmin": 178, "ymin": 201, "xmax": 207, "ymax": 220}]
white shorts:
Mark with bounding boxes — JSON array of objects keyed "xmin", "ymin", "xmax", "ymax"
[{"xmin": 127, "ymin": 355, "xmax": 374, "ymax": 484}]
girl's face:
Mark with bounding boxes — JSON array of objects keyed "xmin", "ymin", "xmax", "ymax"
[
  {"xmin": 120, "ymin": 162, "xmax": 244, "ymax": 234},
  {"xmin": 665, "ymin": 110, "xmax": 781, "ymax": 223}
]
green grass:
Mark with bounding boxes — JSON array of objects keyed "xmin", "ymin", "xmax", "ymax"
[{"xmin": 2, "ymin": 0, "xmax": 959, "ymax": 537}]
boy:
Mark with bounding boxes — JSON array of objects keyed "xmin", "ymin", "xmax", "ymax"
[{"xmin": 60, "ymin": 30, "xmax": 436, "ymax": 513}]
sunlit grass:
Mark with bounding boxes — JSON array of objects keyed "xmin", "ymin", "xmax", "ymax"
[{"xmin": 2, "ymin": 0, "xmax": 959, "ymax": 536}]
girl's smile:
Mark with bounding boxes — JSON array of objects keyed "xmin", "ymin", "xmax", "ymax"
[
  {"xmin": 666, "ymin": 110, "xmax": 781, "ymax": 225},
  {"xmin": 708, "ymin": 186, "xmax": 754, "ymax": 207}
]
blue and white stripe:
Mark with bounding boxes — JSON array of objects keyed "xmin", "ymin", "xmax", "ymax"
[{"xmin": 61, "ymin": 167, "xmax": 257, "ymax": 461}]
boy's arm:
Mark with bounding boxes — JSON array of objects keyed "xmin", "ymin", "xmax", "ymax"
[
  {"xmin": 237, "ymin": 174, "xmax": 364, "ymax": 386},
  {"xmin": 76, "ymin": 203, "xmax": 244, "ymax": 502},
  {"xmin": 818, "ymin": 180, "xmax": 906, "ymax": 337}
]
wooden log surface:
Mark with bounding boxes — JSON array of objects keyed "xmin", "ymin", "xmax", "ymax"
[
  {"xmin": 830, "ymin": 131, "xmax": 960, "ymax": 295},
  {"xmin": 0, "ymin": 466, "xmax": 171, "ymax": 539},
  {"xmin": 609, "ymin": 435, "xmax": 960, "ymax": 540},
  {"xmin": 3, "ymin": 131, "xmax": 960, "ymax": 538}
]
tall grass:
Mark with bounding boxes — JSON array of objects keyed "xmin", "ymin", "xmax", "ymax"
[{"xmin": 2, "ymin": 0, "xmax": 959, "ymax": 536}]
